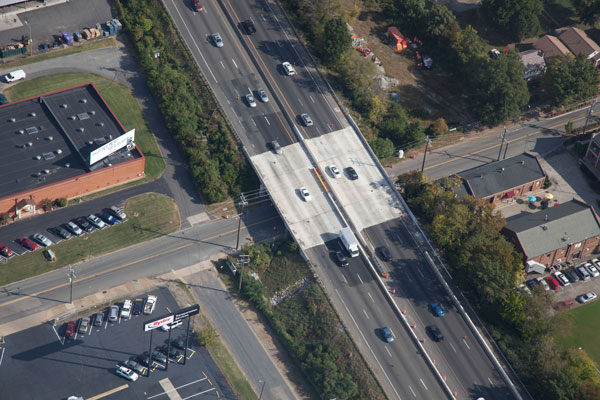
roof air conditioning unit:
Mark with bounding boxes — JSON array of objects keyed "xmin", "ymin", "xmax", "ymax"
[
  {"xmin": 43, "ymin": 169, "xmax": 50, "ymax": 174},
  {"xmin": 56, "ymin": 149, "xmax": 62, "ymax": 154},
  {"xmin": 127, "ymin": 143, "xmax": 134, "ymax": 151},
  {"xmin": 97, "ymin": 122, "xmax": 104, "ymax": 127},
  {"xmin": 34, "ymin": 155, "xmax": 41, "ymax": 160},
  {"xmin": 47, "ymin": 136, "xmax": 53, "ymax": 141},
  {"xmin": 26, "ymin": 142, "xmax": 32, "ymax": 147}
]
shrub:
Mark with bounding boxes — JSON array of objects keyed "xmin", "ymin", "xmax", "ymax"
[{"xmin": 54, "ymin": 198, "xmax": 67, "ymax": 207}]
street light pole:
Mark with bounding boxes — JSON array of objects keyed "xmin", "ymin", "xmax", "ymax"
[
  {"xmin": 67, "ymin": 265, "xmax": 76, "ymax": 304},
  {"xmin": 420, "ymin": 136, "xmax": 432, "ymax": 174},
  {"xmin": 497, "ymin": 126, "xmax": 507, "ymax": 161},
  {"xmin": 24, "ymin": 20, "xmax": 32, "ymax": 56}
]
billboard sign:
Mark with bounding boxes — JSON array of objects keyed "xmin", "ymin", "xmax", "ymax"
[
  {"xmin": 143, "ymin": 314, "xmax": 174, "ymax": 332},
  {"xmin": 89, "ymin": 128, "xmax": 135, "ymax": 165},
  {"xmin": 173, "ymin": 305, "xmax": 200, "ymax": 322}
]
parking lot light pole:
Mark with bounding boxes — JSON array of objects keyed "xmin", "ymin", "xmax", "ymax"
[
  {"xmin": 24, "ymin": 20, "xmax": 32, "ymax": 56},
  {"xmin": 67, "ymin": 265, "xmax": 76, "ymax": 304}
]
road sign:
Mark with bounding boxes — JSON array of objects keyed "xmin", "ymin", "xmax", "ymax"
[
  {"xmin": 143, "ymin": 305, "xmax": 199, "ymax": 332},
  {"xmin": 173, "ymin": 304, "xmax": 200, "ymax": 322},
  {"xmin": 143, "ymin": 314, "xmax": 174, "ymax": 332}
]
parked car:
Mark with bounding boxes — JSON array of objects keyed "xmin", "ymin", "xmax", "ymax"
[
  {"xmin": 78, "ymin": 317, "xmax": 90, "ymax": 334},
  {"xmin": 245, "ymin": 93, "xmax": 257, "ymax": 108},
  {"xmin": 345, "ymin": 167, "xmax": 358, "ymax": 180},
  {"xmin": 54, "ymin": 226, "xmax": 72, "ymax": 240},
  {"xmin": 18, "ymin": 237, "xmax": 38, "ymax": 251},
  {"xmin": 300, "ymin": 187, "xmax": 311, "ymax": 202},
  {"xmin": 547, "ymin": 276, "xmax": 561, "ymax": 290},
  {"xmin": 137, "ymin": 354, "xmax": 152, "ymax": 368},
  {"xmin": 66, "ymin": 221, "xmax": 83, "ymax": 236},
  {"xmin": 32, "ymin": 233, "xmax": 53, "ymax": 247},
  {"xmin": 151, "ymin": 350, "xmax": 167, "ymax": 364},
  {"xmin": 108, "ymin": 305, "xmax": 119, "ymax": 322},
  {"xmin": 0, "ymin": 94, "xmax": 9, "ymax": 105},
  {"xmin": 426, "ymin": 325, "xmax": 444, "ymax": 342},
  {"xmin": 65, "ymin": 321, "xmax": 76, "ymax": 338},
  {"xmin": 592, "ymin": 258, "xmax": 600, "ymax": 270},
  {"xmin": 430, "ymin": 303, "xmax": 445, "ymax": 317},
  {"xmin": 585, "ymin": 262, "xmax": 600, "ymax": 278},
  {"xmin": 526, "ymin": 279, "xmax": 538, "ymax": 289},
  {"xmin": 109, "ymin": 206, "xmax": 126, "ymax": 221},
  {"xmin": 381, "ymin": 326, "xmax": 394, "ymax": 343},
  {"xmin": 536, "ymin": 277, "xmax": 550, "ymax": 291},
  {"xmin": 257, "ymin": 88, "xmax": 268, "ymax": 102},
  {"xmin": 171, "ymin": 338, "xmax": 188, "ymax": 350},
  {"xmin": 99, "ymin": 212, "xmax": 118, "ymax": 225},
  {"xmin": 122, "ymin": 358, "xmax": 145, "ymax": 375},
  {"xmin": 75, "ymin": 217, "xmax": 94, "ymax": 233},
  {"xmin": 300, "ymin": 113, "xmax": 313, "ymax": 126},
  {"xmin": 211, "ymin": 32, "xmax": 223, "ymax": 48},
  {"xmin": 133, "ymin": 298, "xmax": 145, "ymax": 315},
  {"xmin": 161, "ymin": 345, "xmax": 182, "ymax": 360},
  {"xmin": 5, "ymin": 69, "xmax": 25, "ymax": 82},
  {"xmin": 576, "ymin": 292, "xmax": 597, "ymax": 303},
  {"xmin": 329, "ymin": 165, "xmax": 341, "ymax": 178},
  {"xmin": 282, "ymin": 61, "xmax": 296, "ymax": 75},
  {"xmin": 378, "ymin": 246, "xmax": 392, "ymax": 262},
  {"xmin": 554, "ymin": 271, "xmax": 570, "ymax": 286},
  {"xmin": 93, "ymin": 312, "xmax": 104, "ymax": 327},
  {"xmin": 144, "ymin": 295, "xmax": 157, "ymax": 314},
  {"xmin": 566, "ymin": 268, "xmax": 580, "ymax": 283},
  {"xmin": 334, "ymin": 251, "xmax": 348, "ymax": 267},
  {"xmin": 121, "ymin": 299, "xmax": 132, "ymax": 318},
  {"xmin": 87, "ymin": 214, "xmax": 105, "ymax": 229},
  {"xmin": 241, "ymin": 19, "xmax": 256, "ymax": 34},
  {"xmin": 0, "ymin": 244, "xmax": 14, "ymax": 257},
  {"xmin": 115, "ymin": 366, "xmax": 139, "ymax": 382},
  {"xmin": 576, "ymin": 265, "xmax": 591, "ymax": 281}
]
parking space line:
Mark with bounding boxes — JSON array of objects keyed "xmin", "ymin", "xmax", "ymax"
[
  {"xmin": 0, "ymin": 347, "xmax": 4, "ymax": 366},
  {"xmin": 51, "ymin": 325, "xmax": 65, "ymax": 345},
  {"xmin": 148, "ymin": 378, "xmax": 207, "ymax": 400},
  {"xmin": 87, "ymin": 384, "xmax": 129, "ymax": 400},
  {"xmin": 181, "ymin": 388, "xmax": 216, "ymax": 400}
]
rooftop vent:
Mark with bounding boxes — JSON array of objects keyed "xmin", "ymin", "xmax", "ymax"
[
  {"xmin": 80, "ymin": 98, "xmax": 87, "ymax": 104},
  {"xmin": 47, "ymin": 136, "xmax": 53, "ymax": 141},
  {"xmin": 541, "ymin": 225, "xmax": 548, "ymax": 231},
  {"xmin": 77, "ymin": 127, "xmax": 85, "ymax": 132},
  {"xmin": 29, "ymin": 112, "xmax": 36, "ymax": 117},
  {"xmin": 68, "ymin": 115, "xmax": 76, "ymax": 120},
  {"xmin": 26, "ymin": 142, "xmax": 32, "ymax": 147},
  {"xmin": 56, "ymin": 149, "xmax": 62, "ymax": 154},
  {"xmin": 42, "ymin": 169, "xmax": 50, "ymax": 174},
  {"xmin": 34, "ymin": 155, "xmax": 41, "ymax": 160},
  {"xmin": 25, "ymin": 127, "xmax": 38, "ymax": 135},
  {"xmin": 521, "ymin": 160, "xmax": 525, "ymax": 165},
  {"xmin": 97, "ymin": 122, "xmax": 104, "ymax": 127},
  {"xmin": 60, "ymin": 104, "xmax": 68, "ymax": 108},
  {"xmin": 42, "ymin": 152, "xmax": 55, "ymax": 160},
  {"xmin": 8, "ymin": 117, "xmax": 15, "ymax": 123},
  {"xmin": 88, "ymin": 140, "xmax": 93, "ymax": 145},
  {"xmin": 545, "ymin": 214, "xmax": 548, "ymax": 222},
  {"xmin": 500, "ymin": 167, "xmax": 505, "ymax": 173},
  {"xmin": 65, "ymin": 163, "xmax": 70, "ymax": 168},
  {"xmin": 77, "ymin": 113, "xmax": 90, "ymax": 120},
  {"xmin": 89, "ymin": 110, "xmax": 96, "ymax": 115},
  {"xmin": 18, "ymin": 129, "xmax": 24, "ymax": 135}
]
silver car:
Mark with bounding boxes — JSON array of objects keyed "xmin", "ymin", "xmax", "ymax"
[
  {"xmin": 257, "ymin": 88, "xmax": 268, "ymax": 102},
  {"xmin": 32, "ymin": 233, "xmax": 53, "ymax": 247},
  {"xmin": 66, "ymin": 221, "xmax": 83, "ymax": 236},
  {"xmin": 212, "ymin": 33, "xmax": 223, "ymax": 48},
  {"xmin": 87, "ymin": 214, "xmax": 105, "ymax": 229},
  {"xmin": 245, "ymin": 93, "xmax": 256, "ymax": 108},
  {"xmin": 300, "ymin": 113, "xmax": 313, "ymax": 126}
]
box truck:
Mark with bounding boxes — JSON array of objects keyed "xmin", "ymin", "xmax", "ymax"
[{"xmin": 339, "ymin": 227, "xmax": 359, "ymax": 257}]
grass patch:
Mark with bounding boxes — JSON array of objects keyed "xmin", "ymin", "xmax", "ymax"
[
  {"xmin": 3, "ymin": 72, "xmax": 165, "ymax": 182},
  {"xmin": 559, "ymin": 300, "xmax": 600, "ymax": 365},
  {"xmin": 0, "ymin": 193, "xmax": 179, "ymax": 286},
  {"xmin": 206, "ymin": 340, "xmax": 259, "ymax": 400}
]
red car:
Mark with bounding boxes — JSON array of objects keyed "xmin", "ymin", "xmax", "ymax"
[
  {"xmin": 65, "ymin": 321, "xmax": 76, "ymax": 338},
  {"xmin": 18, "ymin": 237, "xmax": 38, "ymax": 251},
  {"xmin": 193, "ymin": 0, "xmax": 203, "ymax": 11},
  {"xmin": 0, "ymin": 243, "xmax": 13, "ymax": 257},
  {"xmin": 547, "ymin": 277, "xmax": 561, "ymax": 290}
]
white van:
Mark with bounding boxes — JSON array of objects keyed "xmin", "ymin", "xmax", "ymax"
[
  {"xmin": 5, "ymin": 69, "xmax": 25, "ymax": 82},
  {"xmin": 121, "ymin": 299, "xmax": 132, "ymax": 318}
]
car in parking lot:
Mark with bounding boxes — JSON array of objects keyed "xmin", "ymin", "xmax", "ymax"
[
  {"xmin": 585, "ymin": 262, "xmax": 600, "ymax": 278},
  {"xmin": 257, "ymin": 88, "xmax": 268, "ymax": 102},
  {"xmin": 300, "ymin": 187, "xmax": 311, "ymax": 202},
  {"xmin": 547, "ymin": 276, "xmax": 561, "ymax": 290},
  {"xmin": 75, "ymin": 217, "xmax": 94, "ymax": 233},
  {"xmin": 99, "ymin": 212, "xmax": 118, "ymax": 225},
  {"xmin": 121, "ymin": 299, "xmax": 132, "ymax": 318},
  {"xmin": 592, "ymin": 258, "xmax": 600, "ymax": 270},
  {"xmin": 566, "ymin": 268, "xmax": 580, "ymax": 283},
  {"xmin": 536, "ymin": 277, "xmax": 550, "ymax": 291},
  {"xmin": 335, "ymin": 251, "xmax": 348, "ymax": 267},
  {"xmin": 0, "ymin": 93, "xmax": 8, "ymax": 105},
  {"xmin": 300, "ymin": 113, "xmax": 313, "ymax": 126},
  {"xmin": 576, "ymin": 292, "xmax": 597, "ymax": 303},
  {"xmin": 577, "ymin": 265, "xmax": 591, "ymax": 281},
  {"xmin": 378, "ymin": 246, "xmax": 392, "ymax": 262},
  {"xmin": 171, "ymin": 338, "xmax": 188, "ymax": 350},
  {"xmin": 345, "ymin": 167, "xmax": 358, "ymax": 180},
  {"xmin": 161, "ymin": 345, "xmax": 182, "ymax": 360},
  {"xmin": 282, "ymin": 61, "xmax": 296, "ymax": 75},
  {"xmin": 152, "ymin": 350, "xmax": 167, "ymax": 364},
  {"xmin": 66, "ymin": 221, "xmax": 83, "ymax": 236},
  {"xmin": 109, "ymin": 206, "xmax": 126, "ymax": 221},
  {"xmin": 87, "ymin": 214, "xmax": 105, "ymax": 229},
  {"xmin": 138, "ymin": 354, "xmax": 152, "ymax": 368},
  {"xmin": 554, "ymin": 271, "xmax": 570, "ymax": 286},
  {"xmin": 115, "ymin": 366, "xmax": 139, "ymax": 382},
  {"xmin": 93, "ymin": 312, "xmax": 104, "ymax": 327},
  {"xmin": 18, "ymin": 237, "xmax": 38, "ymax": 251},
  {"xmin": 426, "ymin": 325, "xmax": 444, "ymax": 342},
  {"xmin": 526, "ymin": 279, "xmax": 537, "ymax": 289},
  {"xmin": 108, "ymin": 305, "xmax": 119, "ymax": 322},
  {"xmin": 133, "ymin": 298, "xmax": 145, "ymax": 315},
  {"xmin": 211, "ymin": 32, "xmax": 223, "ymax": 47},
  {"xmin": 329, "ymin": 165, "xmax": 341, "ymax": 178},
  {"xmin": 122, "ymin": 358, "xmax": 145, "ymax": 375},
  {"xmin": 0, "ymin": 244, "xmax": 14, "ymax": 257},
  {"xmin": 430, "ymin": 303, "xmax": 445, "ymax": 317},
  {"xmin": 245, "ymin": 93, "xmax": 256, "ymax": 108},
  {"xmin": 381, "ymin": 326, "xmax": 394, "ymax": 343},
  {"xmin": 144, "ymin": 295, "xmax": 157, "ymax": 314},
  {"xmin": 160, "ymin": 320, "xmax": 182, "ymax": 331},
  {"xmin": 54, "ymin": 226, "xmax": 72, "ymax": 240},
  {"xmin": 242, "ymin": 19, "xmax": 256, "ymax": 34},
  {"xmin": 32, "ymin": 233, "xmax": 53, "ymax": 247},
  {"xmin": 78, "ymin": 317, "xmax": 90, "ymax": 334},
  {"xmin": 65, "ymin": 321, "xmax": 76, "ymax": 339}
]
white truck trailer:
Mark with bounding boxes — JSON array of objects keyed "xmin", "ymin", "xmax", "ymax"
[{"xmin": 339, "ymin": 227, "xmax": 359, "ymax": 257}]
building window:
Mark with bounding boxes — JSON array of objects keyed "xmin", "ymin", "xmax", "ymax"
[{"xmin": 547, "ymin": 253, "xmax": 552, "ymax": 257}]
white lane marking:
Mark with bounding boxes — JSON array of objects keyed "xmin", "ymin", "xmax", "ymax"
[
  {"xmin": 362, "ymin": 309, "xmax": 369, "ymax": 319},
  {"xmin": 309, "ymin": 95, "xmax": 315, "ymax": 103},
  {"xmin": 252, "ymin": 119, "xmax": 257, "ymax": 127},
  {"xmin": 181, "ymin": 387, "xmax": 216, "ymax": 400},
  {"xmin": 234, "ymin": 89, "xmax": 240, "ymax": 98},
  {"xmin": 147, "ymin": 378, "xmax": 208, "ymax": 399},
  {"xmin": 264, "ymin": 116, "xmax": 270, "ymax": 126},
  {"xmin": 316, "ymin": 127, "xmax": 321, "ymax": 135},
  {"xmin": 169, "ymin": 0, "xmax": 218, "ymax": 83},
  {"xmin": 420, "ymin": 378, "xmax": 428, "ymax": 390},
  {"xmin": 385, "ymin": 347, "xmax": 392, "ymax": 357},
  {"xmin": 488, "ymin": 377, "xmax": 494, "ymax": 386},
  {"xmin": 232, "ymin": 58, "xmax": 238, "ymax": 69},
  {"xmin": 341, "ymin": 272, "xmax": 348, "ymax": 283},
  {"xmin": 357, "ymin": 273, "xmax": 364, "ymax": 285},
  {"xmin": 396, "ymin": 234, "xmax": 404, "ymax": 244},
  {"xmin": 52, "ymin": 325, "xmax": 64, "ymax": 345},
  {"xmin": 298, "ymin": 98, "xmax": 303, "ymax": 106},
  {"xmin": 463, "ymin": 338, "xmax": 471, "ymax": 350},
  {"xmin": 449, "ymin": 342, "xmax": 456, "ymax": 353},
  {"xmin": 409, "ymin": 386, "xmax": 416, "ymax": 397},
  {"xmin": 247, "ymin": 87, "xmax": 252, "ymax": 94},
  {"xmin": 334, "ymin": 289, "xmax": 403, "ymax": 400},
  {"xmin": 220, "ymin": 61, "xmax": 226, "ymax": 69},
  {"xmin": 367, "ymin": 292, "xmax": 375, "ymax": 303},
  {"xmin": 417, "ymin": 268, "xmax": 425, "ymax": 278},
  {"xmin": 0, "ymin": 347, "xmax": 4, "ymax": 366}
]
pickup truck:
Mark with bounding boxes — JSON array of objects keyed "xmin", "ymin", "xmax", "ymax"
[{"xmin": 143, "ymin": 295, "xmax": 157, "ymax": 315}]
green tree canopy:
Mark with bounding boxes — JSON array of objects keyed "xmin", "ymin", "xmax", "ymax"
[
  {"xmin": 572, "ymin": 0, "xmax": 600, "ymax": 25},
  {"xmin": 321, "ymin": 17, "xmax": 352, "ymax": 65},
  {"xmin": 483, "ymin": 0, "xmax": 543, "ymax": 40},
  {"xmin": 544, "ymin": 53, "xmax": 600, "ymax": 106}
]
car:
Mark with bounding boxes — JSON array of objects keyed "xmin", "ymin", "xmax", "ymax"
[
  {"xmin": 87, "ymin": 214, "xmax": 105, "ymax": 229},
  {"xmin": 554, "ymin": 271, "xmax": 570, "ymax": 286},
  {"xmin": 576, "ymin": 292, "xmax": 597, "ymax": 303},
  {"xmin": 0, "ymin": 243, "xmax": 13, "ymax": 257},
  {"xmin": 345, "ymin": 167, "xmax": 358, "ymax": 180},
  {"xmin": 585, "ymin": 262, "xmax": 600, "ymax": 278},
  {"xmin": 245, "ymin": 93, "xmax": 257, "ymax": 108},
  {"xmin": 138, "ymin": 354, "xmax": 152, "ymax": 367},
  {"xmin": 75, "ymin": 217, "xmax": 94, "ymax": 233},
  {"xmin": 93, "ymin": 312, "xmax": 104, "ymax": 326},
  {"xmin": 151, "ymin": 350, "xmax": 167, "ymax": 364},
  {"xmin": 66, "ymin": 221, "xmax": 83, "ymax": 236},
  {"xmin": 518, "ymin": 283, "xmax": 531, "ymax": 295},
  {"xmin": 122, "ymin": 358, "xmax": 145, "ymax": 375},
  {"xmin": 576, "ymin": 265, "xmax": 591, "ymax": 281},
  {"xmin": 566, "ymin": 268, "xmax": 580, "ymax": 283},
  {"xmin": 257, "ymin": 88, "xmax": 268, "ymax": 103},
  {"xmin": 211, "ymin": 33, "xmax": 223, "ymax": 48},
  {"xmin": 378, "ymin": 246, "xmax": 392, "ymax": 262},
  {"xmin": 115, "ymin": 366, "xmax": 139, "ymax": 382},
  {"xmin": 32, "ymin": 233, "xmax": 53, "ymax": 247},
  {"xmin": 121, "ymin": 299, "xmax": 132, "ymax": 318},
  {"xmin": 162, "ymin": 345, "xmax": 182, "ymax": 360},
  {"xmin": 426, "ymin": 325, "xmax": 444, "ymax": 342},
  {"xmin": 0, "ymin": 94, "xmax": 8, "ymax": 105},
  {"xmin": 99, "ymin": 212, "xmax": 118, "ymax": 225},
  {"xmin": 78, "ymin": 317, "xmax": 90, "ymax": 334},
  {"xmin": 192, "ymin": 0, "xmax": 203, "ymax": 11},
  {"xmin": 526, "ymin": 279, "xmax": 537, "ymax": 289},
  {"xmin": 18, "ymin": 237, "xmax": 38, "ymax": 251},
  {"xmin": 592, "ymin": 258, "xmax": 600, "ymax": 270},
  {"xmin": 242, "ymin": 19, "xmax": 256, "ymax": 34},
  {"xmin": 300, "ymin": 187, "xmax": 311, "ymax": 202},
  {"xmin": 335, "ymin": 251, "xmax": 348, "ymax": 267},
  {"xmin": 171, "ymin": 338, "xmax": 188, "ymax": 350},
  {"xmin": 271, "ymin": 141, "xmax": 282, "ymax": 154},
  {"xmin": 430, "ymin": 303, "xmax": 445, "ymax": 317},
  {"xmin": 55, "ymin": 226, "xmax": 72, "ymax": 240},
  {"xmin": 109, "ymin": 206, "xmax": 126, "ymax": 221},
  {"xmin": 5, "ymin": 69, "xmax": 25, "ymax": 82},
  {"xmin": 422, "ymin": 55, "xmax": 433, "ymax": 69},
  {"xmin": 133, "ymin": 298, "xmax": 145, "ymax": 315},
  {"xmin": 108, "ymin": 305, "xmax": 119, "ymax": 322},
  {"xmin": 300, "ymin": 113, "xmax": 313, "ymax": 126},
  {"xmin": 381, "ymin": 326, "xmax": 394, "ymax": 343},
  {"xmin": 329, "ymin": 165, "xmax": 341, "ymax": 178},
  {"xmin": 282, "ymin": 61, "xmax": 296, "ymax": 76},
  {"xmin": 144, "ymin": 295, "xmax": 157, "ymax": 314},
  {"xmin": 65, "ymin": 321, "xmax": 76, "ymax": 338},
  {"xmin": 536, "ymin": 277, "xmax": 550, "ymax": 291},
  {"xmin": 489, "ymin": 48, "xmax": 501, "ymax": 59},
  {"xmin": 547, "ymin": 276, "xmax": 561, "ymax": 290},
  {"xmin": 160, "ymin": 320, "xmax": 183, "ymax": 331}
]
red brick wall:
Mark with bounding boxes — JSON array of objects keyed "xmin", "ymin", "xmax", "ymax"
[
  {"xmin": 0, "ymin": 156, "xmax": 145, "ymax": 217},
  {"xmin": 528, "ymin": 235, "xmax": 600, "ymax": 267},
  {"xmin": 484, "ymin": 177, "xmax": 545, "ymax": 204}
]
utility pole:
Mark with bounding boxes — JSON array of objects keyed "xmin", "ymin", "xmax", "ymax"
[
  {"xmin": 67, "ymin": 265, "xmax": 76, "ymax": 304},
  {"xmin": 420, "ymin": 136, "xmax": 432, "ymax": 174},
  {"xmin": 498, "ymin": 126, "xmax": 507, "ymax": 161},
  {"xmin": 582, "ymin": 98, "xmax": 598, "ymax": 135},
  {"xmin": 235, "ymin": 193, "xmax": 248, "ymax": 250},
  {"xmin": 259, "ymin": 380, "xmax": 266, "ymax": 399},
  {"xmin": 237, "ymin": 255, "xmax": 250, "ymax": 291}
]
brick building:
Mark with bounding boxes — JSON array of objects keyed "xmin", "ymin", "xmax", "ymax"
[
  {"xmin": 502, "ymin": 199, "xmax": 600, "ymax": 269},
  {"xmin": 454, "ymin": 153, "xmax": 546, "ymax": 204},
  {"xmin": 0, "ymin": 83, "xmax": 145, "ymax": 219}
]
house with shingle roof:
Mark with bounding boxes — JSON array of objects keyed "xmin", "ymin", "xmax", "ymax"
[
  {"xmin": 555, "ymin": 26, "xmax": 600, "ymax": 67},
  {"xmin": 533, "ymin": 34, "xmax": 573, "ymax": 60}
]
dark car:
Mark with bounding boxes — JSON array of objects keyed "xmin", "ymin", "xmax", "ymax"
[
  {"xmin": 378, "ymin": 246, "xmax": 392, "ymax": 262},
  {"xmin": 429, "ymin": 303, "xmax": 445, "ymax": 317},
  {"xmin": 0, "ymin": 94, "xmax": 9, "ymax": 105},
  {"xmin": 335, "ymin": 251, "xmax": 348, "ymax": 267},
  {"xmin": 99, "ymin": 212, "xmax": 118, "ymax": 225},
  {"xmin": 426, "ymin": 325, "xmax": 444, "ymax": 342},
  {"xmin": 242, "ymin": 19, "xmax": 256, "ymax": 34},
  {"xmin": 171, "ymin": 338, "xmax": 188, "ymax": 350},
  {"xmin": 567, "ymin": 268, "xmax": 580, "ymax": 283},
  {"xmin": 122, "ymin": 358, "xmax": 145, "ymax": 375},
  {"xmin": 65, "ymin": 321, "xmax": 76, "ymax": 339},
  {"xmin": 133, "ymin": 298, "xmax": 145, "ymax": 315},
  {"xmin": 55, "ymin": 226, "xmax": 72, "ymax": 240},
  {"xmin": 75, "ymin": 217, "xmax": 94, "ymax": 233},
  {"xmin": 161, "ymin": 345, "xmax": 182, "ymax": 360},
  {"xmin": 345, "ymin": 167, "xmax": 358, "ymax": 180},
  {"xmin": 381, "ymin": 326, "xmax": 394, "ymax": 343},
  {"xmin": 93, "ymin": 312, "xmax": 104, "ymax": 327},
  {"xmin": 152, "ymin": 350, "xmax": 167, "ymax": 364},
  {"xmin": 18, "ymin": 237, "xmax": 38, "ymax": 251},
  {"xmin": 138, "ymin": 353, "xmax": 152, "ymax": 367}
]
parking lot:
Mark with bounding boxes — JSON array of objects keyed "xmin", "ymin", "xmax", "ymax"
[{"xmin": 0, "ymin": 286, "xmax": 234, "ymax": 400}]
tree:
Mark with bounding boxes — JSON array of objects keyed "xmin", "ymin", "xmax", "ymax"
[
  {"xmin": 572, "ymin": 0, "xmax": 600, "ymax": 25},
  {"xmin": 423, "ymin": 5, "xmax": 456, "ymax": 40},
  {"xmin": 369, "ymin": 137, "xmax": 395, "ymax": 158},
  {"xmin": 483, "ymin": 0, "xmax": 542, "ymax": 40},
  {"xmin": 544, "ymin": 54, "xmax": 600, "ymax": 106},
  {"xmin": 426, "ymin": 117, "xmax": 448, "ymax": 137},
  {"xmin": 321, "ymin": 17, "xmax": 351, "ymax": 65}
]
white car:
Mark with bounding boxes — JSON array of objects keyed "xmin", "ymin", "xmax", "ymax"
[
  {"xmin": 121, "ymin": 299, "xmax": 132, "ymax": 318},
  {"xmin": 577, "ymin": 292, "xmax": 597, "ymax": 304},
  {"xmin": 32, "ymin": 233, "xmax": 53, "ymax": 247},
  {"xmin": 300, "ymin": 113, "xmax": 313, "ymax": 126},
  {"xmin": 212, "ymin": 33, "xmax": 223, "ymax": 47},
  {"xmin": 536, "ymin": 277, "xmax": 550, "ymax": 291},
  {"xmin": 144, "ymin": 295, "xmax": 157, "ymax": 314},
  {"xmin": 282, "ymin": 61, "xmax": 296, "ymax": 76},
  {"xmin": 300, "ymin": 187, "xmax": 311, "ymax": 202},
  {"xmin": 554, "ymin": 271, "xmax": 570, "ymax": 286},
  {"xmin": 329, "ymin": 165, "xmax": 341, "ymax": 178},
  {"xmin": 245, "ymin": 93, "xmax": 256, "ymax": 108},
  {"xmin": 115, "ymin": 366, "xmax": 139, "ymax": 382},
  {"xmin": 585, "ymin": 262, "xmax": 600, "ymax": 277},
  {"xmin": 66, "ymin": 221, "xmax": 83, "ymax": 236},
  {"xmin": 87, "ymin": 214, "xmax": 105, "ymax": 229},
  {"xmin": 160, "ymin": 320, "xmax": 183, "ymax": 331},
  {"xmin": 257, "ymin": 88, "xmax": 268, "ymax": 102}
]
